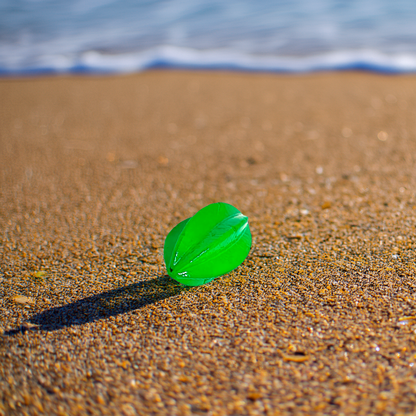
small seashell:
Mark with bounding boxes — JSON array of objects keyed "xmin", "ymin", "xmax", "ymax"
[
  {"xmin": 12, "ymin": 295, "xmax": 34, "ymax": 305},
  {"xmin": 282, "ymin": 353, "xmax": 309, "ymax": 362}
]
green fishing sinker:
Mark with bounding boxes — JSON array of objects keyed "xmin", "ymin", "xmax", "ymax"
[{"xmin": 164, "ymin": 202, "xmax": 252, "ymax": 286}]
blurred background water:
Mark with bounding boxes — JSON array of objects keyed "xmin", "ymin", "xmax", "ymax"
[{"xmin": 1, "ymin": 0, "xmax": 416, "ymax": 75}]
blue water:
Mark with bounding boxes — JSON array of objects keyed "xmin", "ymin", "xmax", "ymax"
[{"xmin": 1, "ymin": 0, "xmax": 416, "ymax": 75}]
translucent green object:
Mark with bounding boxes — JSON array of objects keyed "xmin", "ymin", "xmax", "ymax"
[{"xmin": 164, "ymin": 202, "xmax": 252, "ymax": 286}]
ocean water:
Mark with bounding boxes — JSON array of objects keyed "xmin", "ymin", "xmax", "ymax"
[{"xmin": 1, "ymin": 0, "xmax": 416, "ymax": 76}]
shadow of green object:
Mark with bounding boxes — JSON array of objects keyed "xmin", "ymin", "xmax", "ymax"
[{"xmin": 164, "ymin": 202, "xmax": 252, "ymax": 286}]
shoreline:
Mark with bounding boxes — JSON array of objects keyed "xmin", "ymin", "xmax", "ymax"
[{"xmin": 3, "ymin": 45, "xmax": 416, "ymax": 77}]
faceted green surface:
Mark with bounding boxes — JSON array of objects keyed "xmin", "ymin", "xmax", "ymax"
[{"xmin": 164, "ymin": 202, "xmax": 252, "ymax": 286}]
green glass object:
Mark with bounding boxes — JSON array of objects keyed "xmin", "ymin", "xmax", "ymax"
[{"xmin": 164, "ymin": 202, "xmax": 252, "ymax": 286}]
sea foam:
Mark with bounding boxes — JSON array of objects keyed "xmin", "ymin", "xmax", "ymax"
[{"xmin": 1, "ymin": 46, "xmax": 416, "ymax": 76}]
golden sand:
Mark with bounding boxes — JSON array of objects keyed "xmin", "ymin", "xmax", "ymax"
[{"xmin": 1, "ymin": 71, "xmax": 416, "ymax": 415}]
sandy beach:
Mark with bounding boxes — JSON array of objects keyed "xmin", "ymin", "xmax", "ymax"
[{"xmin": 1, "ymin": 70, "xmax": 416, "ymax": 415}]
